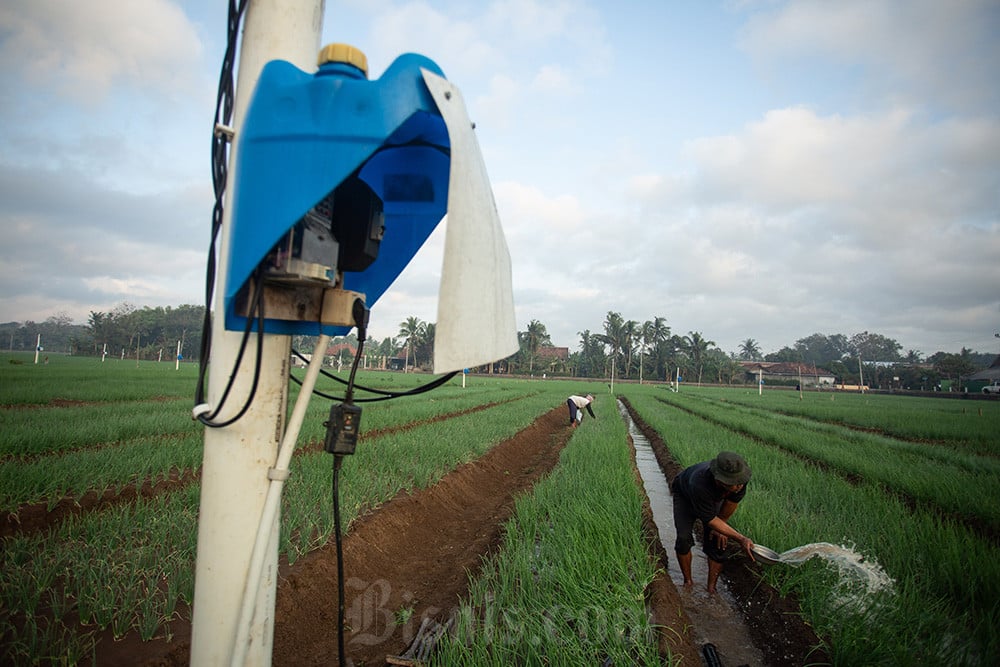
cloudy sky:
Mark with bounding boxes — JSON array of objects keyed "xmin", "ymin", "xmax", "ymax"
[{"xmin": 1, "ymin": 0, "xmax": 998, "ymax": 358}]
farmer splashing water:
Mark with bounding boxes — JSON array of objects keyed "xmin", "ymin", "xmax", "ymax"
[{"xmin": 670, "ymin": 451, "xmax": 755, "ymax": 593}]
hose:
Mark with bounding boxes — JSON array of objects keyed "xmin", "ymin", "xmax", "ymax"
[{"xmin": 229, "ymin": 334, "xmax": 331, "ymax": 667}]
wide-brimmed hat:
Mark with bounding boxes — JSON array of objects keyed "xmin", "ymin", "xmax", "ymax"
[{"xmin": 710, "ymin": 451, "xmax": 751, "ymax": 486}]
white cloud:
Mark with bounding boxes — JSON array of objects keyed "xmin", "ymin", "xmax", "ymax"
[
  {"xmin": 740, "ymin": 0, "xmax": 1000, "ymax": 113},
  {"xmin": 0, "ymin": 0, "xmax": 205, "ymax": 104}
]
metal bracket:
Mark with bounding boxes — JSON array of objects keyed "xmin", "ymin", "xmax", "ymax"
[{"xmin": 235, "ymin": 283, "xmax": 364, "ymax": 328}]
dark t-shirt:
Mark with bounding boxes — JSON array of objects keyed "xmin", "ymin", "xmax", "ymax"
[{"xmin": 673, "ymin": 461, "xmax": 747, "ymax": 524}]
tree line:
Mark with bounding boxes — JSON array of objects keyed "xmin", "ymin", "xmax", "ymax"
[
  {"xmin": 2, "ymin": 304, "xmax": 205, "ymax": 362},
  {"xmin": 2, "ymin": 305, "xmax": 994, "ymax": 390}
]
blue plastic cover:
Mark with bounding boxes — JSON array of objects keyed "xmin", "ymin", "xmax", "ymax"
[{"xmin": 225, "ymin": 53, "xmax": 451, "ymax": 335}]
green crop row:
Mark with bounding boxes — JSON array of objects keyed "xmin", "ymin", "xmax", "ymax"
[
  {"xmin": 0, "ymin": 431, "xmax": 203, "ymax": 510},
  {"xmin": 0, "ymin": 398, "xmax": 200, "ymax": 460},
  {"xmin": 694, "ymin": 385, "xmax": 1000, "ymax": 454},
  {"xmin": 656, "ymin": 389, "xmax": 1000, "ymax": 534},
  {"xmin": 0, "ymin": 354, "xmax": 198, "ymax": 406},
  {"xmin": 0, "ymin": 372, "xmax": 539, "ymax": 513},
  {"xmin": 0, "ymin": 369, "xmax": 579, "ymax": 665},
  {"xmin": 431, "ymin": 394, "xmax": 665, "ymax": 665},
  {"xmin": 624, "ymin": 385, "xmax": 999, "ymax": 666},
  {"xmin": 279, "ymin": 388, "xmax": 571, "ymax": 563}
]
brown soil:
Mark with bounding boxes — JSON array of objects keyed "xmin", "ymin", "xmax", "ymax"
[
  {"xmin": 87, "ymin": 401, "xmax": 824, "ymax": 666},
  {"xmin": 2, "ymin": 468, "xmax": 200, "ymax": 538}
]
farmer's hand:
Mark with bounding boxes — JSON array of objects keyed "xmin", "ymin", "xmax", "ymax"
[
  {"xmin": 741, "ymin": 536, "xmax": 755, "ymax": 560},
  {"xmin": 711, "ymin": 530, "xmax": 727, "ymax": 550}
]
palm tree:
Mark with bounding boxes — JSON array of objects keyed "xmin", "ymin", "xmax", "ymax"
[
  {"xmin": 597, "ymin": 312, "xmax": 626, "ymax": 378},
  {"xmin": 622, "ymin": 319, "xmax": 639, "ymax": 378},
  {"xmin": 683, "ymin": 331, "xmax": 715, "ymax": 385},
  {"xmin": 739, "ymin": 338, "xmax": 762, "ymax": 361},
  {"xmin": 638, "ymin": 320, "xmax": 655, "ymax": 383},
  {"xmin": 645, "ymin": 316, "xmax": 672, "ymax": 380},
  {"xmin": 420, "ymin": 322, "xmax": 436, "ymax": 368},
  {"xmin": 577, "ymin": 329, "xmax": 605, "ymax": 378},
  {"xmin": 518, "ymin": 319, "xmax": 551, "ymax": 372},
  {"xmin": 398, "ymin": 317, "xmax": 426, "ymax": 371}
]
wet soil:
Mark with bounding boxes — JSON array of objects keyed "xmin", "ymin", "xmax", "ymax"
[{"xmin": 74, "ymin": 400, "xmax": 825, "ymax": 666}]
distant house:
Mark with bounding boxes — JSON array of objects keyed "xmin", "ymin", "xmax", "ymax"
[
  {"xmin": 965, "ymin": 355, "xmax": 1000, "ymax": 389},
  {"xmin": 536, "ymin": 346, "xmax": 569, "ymax": 362},
  {"xmin": 739, "ymin": 361, "xmax": 835, "ymax": 387},
  {"xmin": 326, "ymin": 342, "xmax": 357, "ymax": 359}
]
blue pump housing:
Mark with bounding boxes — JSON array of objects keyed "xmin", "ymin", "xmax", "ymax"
[{"xmin": 225, "ymin": 53, "xmax": 451, "ymax": 335}]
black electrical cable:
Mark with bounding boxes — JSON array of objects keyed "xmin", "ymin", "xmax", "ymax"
[
  {"xmin": 332, "ymin": 453, "xmax": 347, "ymax": 666},
  {"xmin": 195, "ymin": 0, "xmax": 249, "ymax": 418},
  {"xmin": 289, "ymin": 367, "xmax": 459, "ymax": 402},
  {"xmin": 198, "ymin": 273, "xmax": 267, "ymax": 428},
  {"xmin": 332, "ymin": 302, "xmax": 370, "ymax": 667},
  {"xmin": 289, "ymin": 347, "xmax": 459, "ymax": 402}
]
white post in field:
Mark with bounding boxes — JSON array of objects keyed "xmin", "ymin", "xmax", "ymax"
[
  {"xmin": 102, "ymin": 343, "xmax": 107, "ymax": 362},
  {"xmin": 758, "ymin": 368, "xmax": 762, "ymax": 396},
  {"xmin": 176, "ymin": 339, "xmax": 182, "ymax": 371},
  {"xmin": 189, "ymin": 2, "xmax": 323, "ymax": 666},
  {"xmin": 610, "ymin": 355, "xmax": 615, "ymax": 395},
  {"xmin": 33, "ymin": 334, "xmax": 41, "ymax": 364}
]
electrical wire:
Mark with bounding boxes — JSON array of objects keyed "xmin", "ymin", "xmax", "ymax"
[
  {"xmin": 289, "ymin": 347, "xmax": 459, "ymax": 402},
  {"xmin": 195, "ymin": 0, "xmax": 249, "ymax": 422},
  {"xmin": 198, "ymin": 272, "xmax": 267, "ymax": 427},
  {"xmin": 332, "ymin": 302, "xmax": 369, "ymax": 667},
  {"xmin": 332, "ymin": 454, "xmax": 347, "ymax": 665}
]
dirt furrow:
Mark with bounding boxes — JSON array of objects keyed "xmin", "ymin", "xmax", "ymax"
[{"xmin": 94, "ymin": 406, "xmax": 575, "ymax": 665}]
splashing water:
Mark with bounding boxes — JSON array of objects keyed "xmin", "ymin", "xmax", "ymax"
[{"xmin": 778, "ymin": 542, "xmax": 895, "ymax": 609}]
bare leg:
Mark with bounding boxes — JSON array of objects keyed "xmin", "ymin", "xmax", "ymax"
[
  {"xmin": 706, "ymin": 559, "xmax": 724, "ymax": 594},
  {"xmin": 677, "ymin": 551, "xmax": 694, "ymax": 587}
]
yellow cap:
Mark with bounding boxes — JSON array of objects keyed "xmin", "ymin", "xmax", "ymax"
[{"xmin": 318, "ymin": 43, "xmax": 368, "ymax": 76}]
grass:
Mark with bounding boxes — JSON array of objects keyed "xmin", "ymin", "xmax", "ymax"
[
  {"xmin": 0, "ymin": 358, "xmax": 592, "ymax": 663},
  {"xmin": 624, "ymin": 384, "xmax": 999, "ymax": 666},
  {"xmin": 431, "ymin": 395, "xmax": 665, "ymax": 665}
]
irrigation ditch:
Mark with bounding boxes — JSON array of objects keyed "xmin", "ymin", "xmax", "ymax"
[{"xmin": 618, "ymin": 397, "xmax": 831, "ymax": 667}]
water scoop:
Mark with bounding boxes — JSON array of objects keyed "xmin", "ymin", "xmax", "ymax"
[{"xmin": 751, "ymin": 544, "xmax": 783, "ymax": 565}]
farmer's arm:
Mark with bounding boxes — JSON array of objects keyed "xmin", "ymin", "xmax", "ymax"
[
  {"xmin": 585, "ymin": 404, "xmax": 596, "ymax": 418},
  {"xmin": 707, "ymin": 506, "xmax": 754, "ymax": 558},
  {"xmin": 718, "ymin": 499, "xmax": 738, "ymax": 522}
]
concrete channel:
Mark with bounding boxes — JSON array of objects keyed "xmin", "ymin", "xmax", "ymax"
[{"xmin": 618, "ymin": 399, "xmax": 764, "ymax": 667}]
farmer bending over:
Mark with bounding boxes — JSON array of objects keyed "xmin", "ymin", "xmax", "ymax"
[
  {"xmin": 566, "ymin": 394, "xmax": 595, "ymax": 427},
  {"xmin": 670, "ymin": 451, "xmax": 755, "ymax": 593}
]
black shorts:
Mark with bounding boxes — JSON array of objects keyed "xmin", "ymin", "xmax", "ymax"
[{"xmin": 670, "ymin": 479, "xmax": 727, "ymax": 563}]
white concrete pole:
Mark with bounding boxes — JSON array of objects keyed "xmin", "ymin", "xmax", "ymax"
[
  {"xmin": 176, "ymin": 339, "xmax": 182, "ymax": 371},
  {"xmin": 33, "ymin": 334, "xmax": 40, "ymax": 364},
  {"xmin": 190, "ymin": 2, "xmax": 324, "ymax": 666}
]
